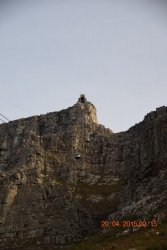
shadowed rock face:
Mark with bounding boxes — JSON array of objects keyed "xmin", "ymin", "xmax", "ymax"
[{"xmin": 0, "ymin": 97, "xmax": 167, "ymax": 249}]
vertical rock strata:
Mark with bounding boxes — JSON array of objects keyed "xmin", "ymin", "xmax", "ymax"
[{"xmin": 0, "ymin": 96, "xmax": 167, "ymax": 249}]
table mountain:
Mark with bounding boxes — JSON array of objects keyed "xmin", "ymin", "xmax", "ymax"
[{"xmin": 0, "ymin": 95, "xmax": 166, "ymax": 249}]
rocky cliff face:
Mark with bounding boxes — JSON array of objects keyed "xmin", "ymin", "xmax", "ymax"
[{"xmin": 0, "ymin": 96, "xmax": 167, "ymax": 249}]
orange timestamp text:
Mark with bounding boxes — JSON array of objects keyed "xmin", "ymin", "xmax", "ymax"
[{"xmin": 100, "ymin": 219, "xmax": 158, "ymax": 229}]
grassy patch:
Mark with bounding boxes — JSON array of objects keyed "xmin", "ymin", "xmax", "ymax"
[
  {"xmin": 73, "ymin": 181, "xmax": 123, "ymax": 217},
  {"xmin": 75, "ymin": 181, "xmax": 122, "ymax": 198},
  {"xmin": 68, "ymin": 223, "xmax": 167, "ymax": 250}
]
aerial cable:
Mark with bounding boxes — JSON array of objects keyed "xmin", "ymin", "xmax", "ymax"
[
  {"xmin": 0, "ymin": 113, "xmax": 10, "ymax": 122},
  {"xmin": 0, "ymin": 118, "xmax": 5, "ymax": 123},
  {"xmin": 0, "ymin": 94, "xmax": 27, "ymax": 114}
]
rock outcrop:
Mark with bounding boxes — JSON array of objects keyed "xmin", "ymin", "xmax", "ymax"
[{"xmin": 0, "ymin": 95, "xmax": 166, "ymax": 249}]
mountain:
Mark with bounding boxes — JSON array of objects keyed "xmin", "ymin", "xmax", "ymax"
[{"xmin": 0, "ymin": 95, "xmax": 167, "ymax": 249}]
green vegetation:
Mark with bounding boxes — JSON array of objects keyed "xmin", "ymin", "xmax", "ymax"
[
  {"xmin": 73, "ymin": 181, "xmax": 123, "ymax": 216},
  {"xmin": 68, "ymin": 223, "xmax": 167, "ymax": 250},
  {"xmin": 75, "ymin": 181, "xmax": 122, "ymax": 197},
  {"xmin": 146, "ymin": 247, "xmax": 167, "ymax": 250}
]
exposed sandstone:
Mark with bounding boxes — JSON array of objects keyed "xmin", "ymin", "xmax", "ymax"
[{"xmin": 0, "ymin": 95, "xmax": 166, "ymax": 249}]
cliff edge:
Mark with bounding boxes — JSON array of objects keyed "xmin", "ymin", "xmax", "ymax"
[{"xmin": 0, "ymin": 96, "xmax": 166, "ymax": 249}]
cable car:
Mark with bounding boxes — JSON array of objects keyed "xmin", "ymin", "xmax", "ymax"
[
  {"xmin": 85, "ymin": 137, "xmax": 90, "ymax": 142},
  {"xmin": 75, "ymin": 153, "xmax": 81, "ymax": 159}
]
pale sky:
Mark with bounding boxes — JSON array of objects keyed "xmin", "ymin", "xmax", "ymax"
[{"xmin": 0, "ymin": 0, "xmax": 167, "ymax": 132}]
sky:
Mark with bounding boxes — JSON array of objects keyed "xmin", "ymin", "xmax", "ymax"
[{"xmin": 0, "ymin": 0, "xmax": 167, "ymax": 132}]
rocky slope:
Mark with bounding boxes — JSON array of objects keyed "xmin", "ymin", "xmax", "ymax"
[{"xmin": 0, "ymin": 95, "xmax": 166, "ymax": 249}]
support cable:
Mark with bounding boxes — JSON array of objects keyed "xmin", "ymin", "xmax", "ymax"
[
  {"xmin": 0, "ymin": 118, "xmax": 5, "ymax": 123},
  {"xmin": 0, "ymin": 113, "xmax": 10, "ymax": 122}
]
